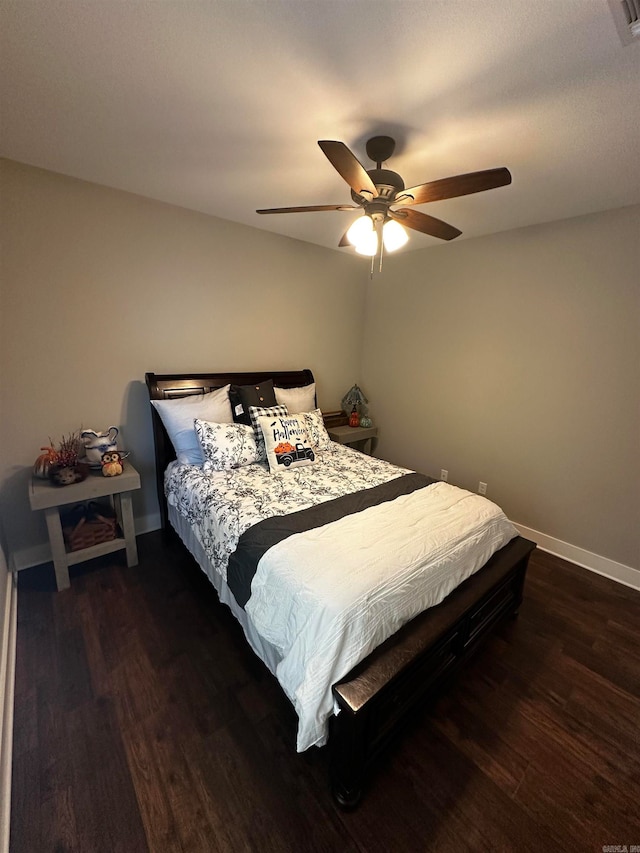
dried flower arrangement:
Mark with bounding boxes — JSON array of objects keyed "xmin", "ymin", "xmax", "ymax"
[
  {"xmin": 56, "ymin": 432, "xmax": 81, "ymax": 468},
  {"xmin": 33, "ymin": 431, "xmax": 88, "ymax": 485}
]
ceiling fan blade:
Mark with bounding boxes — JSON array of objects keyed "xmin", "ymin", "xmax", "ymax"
[
  {"xmin": 318, "ymin": 141, "xmax": 379, "ymax": 199},
  {"xmin": 390, "ymin": 208, "xmax": 462, "ymax": 241},
  {"xmin": 338, "ymin": 228, "xmax": 351, "ymax": 248},
  {"xmin": 394, "ymin": 167, "xmax": 512, "ymax": 206},
  {"xmin": 256, "ymin": 204, "xmax": 357, "ymax": 214}
]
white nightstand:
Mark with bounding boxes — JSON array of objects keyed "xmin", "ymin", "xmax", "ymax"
[
  {"xmin": 328, "ymin": 425, "xmax": 378, "ymax": 456},
  {"xmin": 28, "ymin": 461, "xmax": 141, "ymax": 591}
]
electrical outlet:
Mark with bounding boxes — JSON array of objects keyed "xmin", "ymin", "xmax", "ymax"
[
  {"xmin": 440, "ymin": 469, "xmax": 448, "ymax": 482},
  {"xmin": 478, "ymin": 481, "xmax": 487, "ymax": 495}
]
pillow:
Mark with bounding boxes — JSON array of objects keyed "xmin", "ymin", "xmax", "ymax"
[
  {"xmin": 302, "ymin": 408, "xmax": 332, "ymax": 451},
  {"xmin": 194, "ymin": 419, "xmax": 259, "ymax": 472},
  {"xmin": 249, "ymin": 404, "xmax": 289, "ymax": 461},
  {"xmin": 257, "ymin": 413, "xmax": 316, "ymax": 474},
  {"xmin": 274, "ymin": 382, "xmax": 316, "ymax": 414},
  {"xmin": 151, "ymin": 385, "xmax": 233, "ymax": 465},
  {"xmin": 230, "ymin": 380, "xmax": 278, "ymax": 425}
]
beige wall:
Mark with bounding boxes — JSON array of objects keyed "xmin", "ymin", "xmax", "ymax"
[
  {"xmin": 0, "ymin": 159, "xmax": 365, "ymax": 562},
  {"xmin": 361, "ymin": 205, "xmax": 640, "ymax": 569},
  {"xmin": 2, "ymin": 158, "xmax": 638, "ymax": 574}
]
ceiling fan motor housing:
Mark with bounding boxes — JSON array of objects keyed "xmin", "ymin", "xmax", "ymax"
[{"xmin": 351, "ymin": 168, "xmax": 405, "ymax": 205}]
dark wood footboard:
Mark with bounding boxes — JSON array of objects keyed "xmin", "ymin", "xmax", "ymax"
[{"xmin": 329, "ymin": 535, "xmax": 535, "ymax": 808}]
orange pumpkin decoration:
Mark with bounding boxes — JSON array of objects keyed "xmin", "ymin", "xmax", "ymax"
[
  {"xmin": 274, "ymin": 441, "xmax": 296, "ymax": 454},
  {"xmin": 33, "ymin": 446, "xmax": 59, "ymax": 479}
]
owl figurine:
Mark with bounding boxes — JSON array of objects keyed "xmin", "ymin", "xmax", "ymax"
[{"xmin": 101, "ymin": 450, "xmax": 123, "ymax": 477}]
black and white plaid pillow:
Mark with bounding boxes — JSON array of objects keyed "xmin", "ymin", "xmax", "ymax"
[{"xmin": 249, "ymin": 404, "xmax": 288, "ymax": 461}]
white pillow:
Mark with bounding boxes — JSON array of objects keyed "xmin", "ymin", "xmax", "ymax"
[
  {"xmin": 274, "ymin": 382, "xmax": 316, "ymax": 414},
  {"xmin": 257, "ymin": 413, "xmax": 316, "ymax": 473},
  {"xmin": 302, "ymin": 408, "xmax": 332, "ymax": 451},
  {"xmin": 151, "ymin": 385, "xmax": 233, "ymax": 465},
  {"xmin": 194, "ymin": 419, "xmax": 259, "ymax": 471}
]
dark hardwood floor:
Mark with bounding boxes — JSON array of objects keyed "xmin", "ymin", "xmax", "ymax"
[{"xmin": 11, "ymin": 532, "xmax": 640, "ymax": 852}]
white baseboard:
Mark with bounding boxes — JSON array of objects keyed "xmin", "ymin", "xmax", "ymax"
[
  {"xmin": 135, "ymin": 511, "xmax": 161, "ymax": 536},
  {"xmin": 0, "ymin": 571, "xmax": 17, "ymax": 853},
  {"xmin": 513, "ymin": 522, "xmax": 640, "ymax": 592},
  {"xmin": 9, "ymin": 542, "xmax": 50, "ymax": 573}
]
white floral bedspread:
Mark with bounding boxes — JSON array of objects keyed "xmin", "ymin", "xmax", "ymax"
[{"xmin": 165, "ymin": 443, "xmax": 409, "ymax": 581}]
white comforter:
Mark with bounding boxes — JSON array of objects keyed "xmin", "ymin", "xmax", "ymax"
[{"xmin": 246, "ymin": 481, "xmax": 517, "ymax": 750}]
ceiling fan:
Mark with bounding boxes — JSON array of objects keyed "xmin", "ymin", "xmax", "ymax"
[{"xmin": 257, "ymin": 136, "xmax": 511, "ymax": 258}]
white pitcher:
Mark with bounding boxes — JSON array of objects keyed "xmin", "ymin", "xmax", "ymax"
[{"xmin": 81, "ymin": 426, "xmax": 119, "ymax": 468}]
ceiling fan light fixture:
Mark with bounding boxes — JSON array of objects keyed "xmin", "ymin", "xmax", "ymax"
[
  {"xmin": 354, "ymin": 230, "xmax": 378, "ymax": 256},
  {"xmin": 382, "ymin": 219, "xmax": 408, "ymax": 252},
  {"xmin": 346, "ymin": 213, "xmax": 373, "ymax": 244},
  {"xmin": 347, "ymin": 214, "xmax": 377, "ymax": 255}
]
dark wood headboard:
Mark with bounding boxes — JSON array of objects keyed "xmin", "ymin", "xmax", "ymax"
[{"xmin": 145, "ymin": 369, "xmax": 315, "ymax": 531}]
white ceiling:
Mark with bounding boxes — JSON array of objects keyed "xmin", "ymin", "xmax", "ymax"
[{"xmin": 1, "ymin": 1, "xmax": 639, "ymax": 253}]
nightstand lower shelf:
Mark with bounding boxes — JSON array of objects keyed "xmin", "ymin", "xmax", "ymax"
[{"xmin": 65, "ymin": 535, "xmax": 130, "ymax": 565}]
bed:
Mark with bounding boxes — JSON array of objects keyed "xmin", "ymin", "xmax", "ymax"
[{"xmin": 145, "ymin": 368, "xmax": 535, "ymax": 807}]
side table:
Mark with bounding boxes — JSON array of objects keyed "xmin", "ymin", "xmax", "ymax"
[
  {"xmin": 328, "ymin": 425, "xmax": 378, "ymax": 456},
  {"xmin": 28, "ymin": 461, "xmax": 141, "ymax": 591}
]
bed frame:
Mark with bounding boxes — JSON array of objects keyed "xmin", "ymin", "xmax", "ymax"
[{"xmin": 145, "ymin": 369, "xmax": 535, "ymax": 808}]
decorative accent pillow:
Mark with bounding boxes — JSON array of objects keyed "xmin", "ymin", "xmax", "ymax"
[
  {"xmin": 274, "ymin": 382, "xmax": 316, "ymax": 414},
  {"xmin": 256, "ymin": 414, "xmax": 316, "ymax": 474},
  {"xmin": 151, "ymin": 385, "xmax": 233, "ymax": 465},
  {"xmin": 248, "ymin": 404, "xmax": 289, "ymax": 461},
  {"xmin": 194, "ymin": 419, "xmax": 259, "ymax": 471},
  {"xmin": 302, "ymin": 408, "xmax": 332, "ymax": 451},
  {"xmin": 230, "ymin": 380, "xmax": 278, "ymax": 425}
]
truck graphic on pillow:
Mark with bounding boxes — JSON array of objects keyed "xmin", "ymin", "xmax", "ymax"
[{"xmin": 274, "ymin": 441, "xmax": 315, "ymax": 467}]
